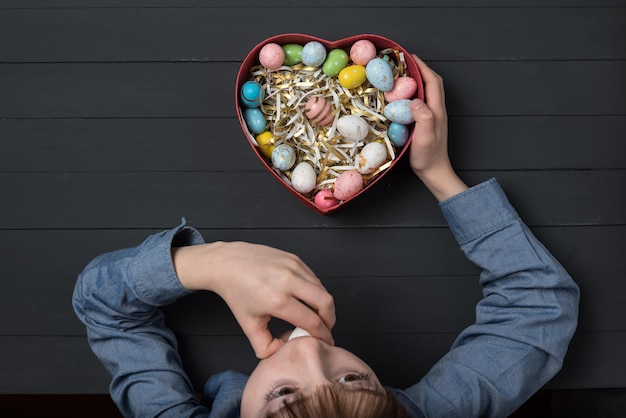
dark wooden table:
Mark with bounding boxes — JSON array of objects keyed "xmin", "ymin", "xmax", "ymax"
[{"xmin": 1, "ymin": 0, "xmax": 625, "ymax": 415}]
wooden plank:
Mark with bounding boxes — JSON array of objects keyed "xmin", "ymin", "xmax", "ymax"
[
  {"xmin": 2, "ymin": 331, "xmax": 624, "ymax": 393},
  {"xmin": 0, "ymin": 226, "xmax": 622, "ymax": 281},
  {"xmin": 1, "ymin": 8, "xmax": 623, "ymax": 62},
  {"xmin": 1, "ymin": 61, "xmax": 625, "ymax": 118},
  {"xmin": 2, "ymin": 116, "xmax": 624, "ymax": 172},
  {"xmin": 0, "ymin": 336, "xmax": 111, "ymax": 394},
  {"xmin": 0, "ymin": 171, "xmax": 623, "ymax": 229},
  {"xmin": 1, "ymin": 272, "xmax": 622, "ymax": 336},
  {"xmin": 0, "ymin": 1, "xmax": 622, "ymax": 9}
]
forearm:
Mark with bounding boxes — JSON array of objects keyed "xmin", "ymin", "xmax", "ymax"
[
  {"xmin": 443, "ymin": 179, "xmax": 579, "ymax": 354},
  {"xmin": 72, "ymin": 221, "xmax": 209, "ymax": 417},
  {"xmin": 402, "ymin": 179, "xmax": 579, "ymax": 417}
]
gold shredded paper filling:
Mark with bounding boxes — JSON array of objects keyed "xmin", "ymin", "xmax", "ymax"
[{"xmin": 244, "ymin": 48, "xmax": 407, "ymax": 197}]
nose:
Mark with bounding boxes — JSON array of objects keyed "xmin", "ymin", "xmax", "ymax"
[{"xmin": 287, "ymin": 336, "xmax": 334, "ymax": 387}]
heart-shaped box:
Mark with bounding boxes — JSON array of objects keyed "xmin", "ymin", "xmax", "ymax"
[{"xmin": 236, "ymin": 34, "xmax": 423, "ymax": 214}]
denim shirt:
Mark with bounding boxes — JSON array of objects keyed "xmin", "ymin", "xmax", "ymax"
[{"xmin": 72, "ymin": 178, "xmax": 580, "ymax": 418}]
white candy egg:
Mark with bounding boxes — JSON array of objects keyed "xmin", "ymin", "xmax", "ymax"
[
  {"xmin": 290, "ymin": 162, "xmax": 317, "ymax": 193},
  {"xmin": 337, "ymin": 115, "xmax": 370, "ymax": 142},
  {"xmin": 356, "ymin": 142, "xmax": 387, "ymax": 174}
]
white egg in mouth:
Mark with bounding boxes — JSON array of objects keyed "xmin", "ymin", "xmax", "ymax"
[{"xmin": 288, "ymin": 327, "xmax": 312, "ymax": 341}]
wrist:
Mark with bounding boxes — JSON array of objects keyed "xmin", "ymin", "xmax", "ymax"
[
  {"xmin": 417, "ymin": 166, "xmax": 468, "ymax": 202},
  {"xmin": 172, "ymin": 242, "xmax": 223, "ymax": 291}
]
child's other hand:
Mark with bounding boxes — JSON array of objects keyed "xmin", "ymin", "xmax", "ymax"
[
  {"xmin": 173, "ymin": 241, "xmax": 335, "ymax": 359},
  {"xmin": 410, "ymin": 54, "xmax": 467, "ymax": 201}
]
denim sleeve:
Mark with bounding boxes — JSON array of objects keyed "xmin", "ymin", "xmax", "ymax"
[
  {"xmin": 72, "ymin": 220, "xmax": 211, "ymax": 417},
  {"xmin": 397, "ymin": 178, "xmax": 580, "ymax": 418}
]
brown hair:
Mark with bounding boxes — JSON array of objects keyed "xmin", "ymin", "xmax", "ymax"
[{"xmin": 264, "ymin": 384, "xmax": 411, "ymax": 418}]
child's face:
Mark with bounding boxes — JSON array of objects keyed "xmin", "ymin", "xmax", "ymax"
[{"xmin": 240, "ymin": 335, "xmax": 382, "ymax": 418}]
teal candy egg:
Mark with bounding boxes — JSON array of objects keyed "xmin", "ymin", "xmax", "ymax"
[
  {"xmin": 387, "ymin": 122, "xmax": 410, "ymax": 146},
  {"xmin": 322, "ymin": 49, "xmax": 349, "ymax": 77},
  {"xmin": 282, "ymin": 44, "xmax": 304, "ymax": 66},
  {"xmin": 384, "ymin": 99, "xmax": 414, "ymax": 124},
  {"xmin": 366, "ymin": 58, "xmax": 394, "ymax": 92},
  {"xmin": 243, "ymin": 108, "xmax": 266, "ymax": 134},
  {"xmin": 301, "ymin": 41, "xmax": 326, "ymax": 67},
  {"xmin": 240, "ymin": 81, "xmax": 264, "ymax": 108},
  {"xmin": 271, "ymin": 144, "xmax": 296, "ymax": 171}
]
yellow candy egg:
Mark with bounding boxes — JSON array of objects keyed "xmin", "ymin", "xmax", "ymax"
[
  {"xmin": 256, "ymin": 131, "xmax": 275, "ymax": 158},
  {"xmin": 338, "ymin": 65, "xmax": 367, "ymax": 89}
]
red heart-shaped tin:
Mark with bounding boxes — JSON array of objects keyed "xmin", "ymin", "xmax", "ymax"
[{"xmin": 236, "ymin": 34, "xmax": 423, "ymax": 214}]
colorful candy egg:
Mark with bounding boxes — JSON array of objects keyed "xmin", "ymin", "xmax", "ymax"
[
  {"xmin": 334, "ymin": 170, "xmax": 364, "ymax": 201},
  {"xmin": 387, "ymin": 122, "xmax": 410, "ymax": 147},
  {"xmin": 357, "ymin": 141, "xmax": 387, "ymax": 174},
  {"xmin": 305, "ymin": 96, "xmax": 335, "ymax": 126},
  {"xmin": 337, "ymin": 115, "xmax": 370, "ymax": 142},
  {"xmin": 271, "ymin": 144, "xmax": 296, "ymax": 171},
  {"xmin": 323, "ymin": 49, "xmax": 349, "ymax": 77},
  {"xmin": 350, "ymin": 40, "xmax": 377, "ymax": 66},
  {"xmin": 314, "ymin": 189, "xmax": 340, "ymax": 209},
  {"xmin": 301, "ymin": 41, "xmax": 326, "ymax": 67},
  {"xmin": 282, "ymin": 44, "xmax": 303, "ymax": 66},
  {"xmin": 255, "ymin": 131, "xmax": 275, "ymax": 158},
  {"xmin": 338, "ymin": 65, "xmax": 367, "ymax": 89},
  {"xmin": 366, "ymin": 58, "xmax": 394, "ymax": 92},
  {"xmin": 291, "ymin": 162, "xmax": 317, "ymax": 194},
  {"xmin": 259, "ymin": 43, "xmax": 285, "ymax": 70},
  {"xmin": 384, "ymin": 99, "xmax": 414, "ymax": 124},
  {"xmin": 240, "ymin": 81, "xmax": 264, "ymax": 107},
  {"xmin": 382, "ymin": 54, "xmax": 399, "ymax": 77},
  {"xmin": 243, "ymin": 107, "xmax": 266, "ymax": 134},
  {"xmin": 384, "ymin": 76, "xmax": 418, "ymax": 102}
]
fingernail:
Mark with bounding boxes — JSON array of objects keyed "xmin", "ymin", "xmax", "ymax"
[{"xmin": 411, "ymin": 99, "xmax": 424, "ymax": 110}]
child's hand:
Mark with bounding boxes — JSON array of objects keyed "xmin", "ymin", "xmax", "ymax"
[
  {"xmin": 172, "ymin": 241, "xmax": 335, "ymax": 359},
  {"xmin": 410, "ymin": 54, "xmax": 467, "ymax": 201}
]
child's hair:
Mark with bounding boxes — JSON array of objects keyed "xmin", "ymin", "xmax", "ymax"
[{"xmin": 264, "ymin": 383, "xmax": 412, "ymax": 418}]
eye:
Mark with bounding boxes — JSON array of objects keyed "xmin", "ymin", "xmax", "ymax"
[
  {"xmin": 265, "ymin": 385, "xmax": 297, "ymax": 401},
  {"xmin": 338, "ymin": 371, "xmax": 369, "ymax": 384}
]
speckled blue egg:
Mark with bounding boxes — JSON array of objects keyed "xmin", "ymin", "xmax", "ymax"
[
  {"xmin": 301, "ymin": 41, "xmax": 327, "ymax": 67},
  {"xmin": 387, "ymin": 122, "xmax": 410, "ymax": 146},
  {"xmin": 271, "ymin": 144, "xmax": 296, "ymax": 171},
  {"xmin": 243, "ymin": 108, "xmax": 266, "ymax": 134},
  {"xmin": 240, "ymin": 81, "xmax": 264, "ymax": 108},
  {"xmin": 366, "ymin": 58, "xmax": 394, "ymax": 92},
  {"xmin": 384, "ymin": 99, "xmax": 414, "ymax": 124}
]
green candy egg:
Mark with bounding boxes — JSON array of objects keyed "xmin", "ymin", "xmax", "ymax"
[
  {"xmin": 282, "ymin": 44, "xmax": 303, "ymax": 66},
  {"xmin": 323, "ymin": 49, "xmax": 349, "ymax": 77}
]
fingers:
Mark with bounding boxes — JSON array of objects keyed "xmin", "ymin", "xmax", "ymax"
[
  {"xmin": 411, "ymin": 98, "xmax": 434, "ymax": 124},
  {"xmin": 292, "ymin": 278, "xmax": 336, "ymax": 329},
  {"xmin": 277, "ymin": 296, "xmax": 335, "ymax": 347},
  {"xmin": 244, "ymin": 291, "xmax": 334, "ymax": 359},
  {"xmin": 245, "ymin": 321, "xmax": 286, "ymax": 359},
  {"xmin": 411, "ymin": 54, "xmax": 446, "ymax": 118}
]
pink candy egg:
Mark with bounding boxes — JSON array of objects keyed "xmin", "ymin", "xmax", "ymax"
[
  {"xmin": 350, "ymin": 40, "xmax": 377, "ymax": 66},
  {"xmin": 305, "ymin": 96, "xmax": 335, "ymax": 126},
  {"xmin": 314, "ymin": 189, "xmax": 340, "ymax": 209},
  {"xmin": 334, "ymin": 170, "xmax": 364, "ymax": 201},
  {"xmin": 259, "ymin": 43, "xmax": 285, "ymax": 70},
  {"xmin": 384, "ymin": 76, "xmax": 418, "ymax": 102}
]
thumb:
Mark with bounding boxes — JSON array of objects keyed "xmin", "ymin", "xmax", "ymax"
[
  {"xmin": 248, "ymin": 327, "xmax": 285, "ymax": 359},
  {"xmin": 410, "ymin": 99, "xmax": 437, "ymax": 147},
  {"xmin": 411, "ymin": 98, "xmax": 434, "ymax": 125}
]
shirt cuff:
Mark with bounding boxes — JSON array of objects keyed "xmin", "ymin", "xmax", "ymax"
[
  {"xmin": 439, "ymin": 178, "xmax": 520, "ymax": 245},
  {"xmin": 129, "ymin": 219, "xmax": 205, "ymax": 307}
]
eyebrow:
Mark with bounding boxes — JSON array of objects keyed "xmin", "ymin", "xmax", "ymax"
[{"xmin": 263, "ymin": 383, "xmax": 385, "ymax": 417}]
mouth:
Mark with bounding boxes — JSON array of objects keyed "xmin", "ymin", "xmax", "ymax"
[{"xmin": 288, "ymin": 327, "xmax": 312, "ymax": 341}]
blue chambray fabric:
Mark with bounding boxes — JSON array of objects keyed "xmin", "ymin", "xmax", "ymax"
[{"xmin": 73, "ymin": 179, "xmax": 579, "ymax": 418}]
